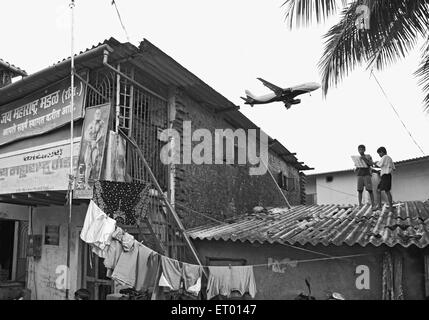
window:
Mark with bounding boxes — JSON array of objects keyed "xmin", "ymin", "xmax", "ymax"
[
  {"xmin": 326, "ymin": 175, "xmax": 334, "ymax": 183},
  {"xmin": 278, "ymin": 172, "xmax": 297, "ymax": 191}
]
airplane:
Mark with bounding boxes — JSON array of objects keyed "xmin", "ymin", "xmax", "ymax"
[{"xmin": 241, "ymin": 78, "xmax": 321, "ymax": 109}]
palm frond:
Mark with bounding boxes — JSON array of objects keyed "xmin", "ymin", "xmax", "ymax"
[
  {"xmin": 318, "ymin": 2, "xmax": 373, "ymax": 95},
  {"xmin": 415, "ymin": 40, "xmax": 429, "ymax": 110},
  {"xmin": 318, "ymin": 0, "xmax": 429, "ymax": 96},
  {"xmin": 282, "ymin": 0, "xmax": 348, "ymax": 28},
  {"xmin": 367, "ymin": 0, "xmax": 429, "ymax": 71}
]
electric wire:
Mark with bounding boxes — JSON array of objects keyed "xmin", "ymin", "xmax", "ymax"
[
  {"xmin": 370, "ymin": 71, "xmax": 426, "ymax": 156},
  {"xmin": 111, "ymin": 0, "xmax": 131, "ymax": 42}
]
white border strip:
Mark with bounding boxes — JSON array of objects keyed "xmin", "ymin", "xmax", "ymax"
[{"xmin": 0, "ymin": 137, "xmax": 81, "ymax": 160}]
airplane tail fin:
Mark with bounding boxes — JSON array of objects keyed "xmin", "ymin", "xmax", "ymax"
[
  {"xmin": 245, "ymin": 90, "xmax": 256, "ymax": 99},
  {"xmin": 241, "ymin": 91, "xmax": 255, "ymax": 107}
]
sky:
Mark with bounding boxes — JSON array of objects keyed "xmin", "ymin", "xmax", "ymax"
[{"xmin": 2, "ymin": 0, "xmax": 429, "ymax": 174}]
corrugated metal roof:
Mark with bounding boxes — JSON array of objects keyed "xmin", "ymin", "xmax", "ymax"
[
  {"xmin": 187, "ymin": 201, "xmax": 429, "ymax": 248},
  {"xmin": 0, "ymin": 58, "xmax": 27, "ymax": 76}
]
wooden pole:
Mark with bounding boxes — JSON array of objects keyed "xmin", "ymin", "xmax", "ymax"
[{"xmin": 118, "ymin": 129, "xmax": 207, "ymax": 276}]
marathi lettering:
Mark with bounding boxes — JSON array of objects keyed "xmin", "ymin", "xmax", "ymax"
[
  {"xmin": 1, "ymin": 110, "xmax": 12, "ymax": 124},
  {"xmin": 0, "ymin": 77, "xmax": 86, "ymax": 146},
  {"xmin": 39, "ymin": 91, "xmax": 60, "ymax": 109}
]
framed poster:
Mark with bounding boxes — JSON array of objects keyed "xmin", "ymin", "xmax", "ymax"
[
  {"xmin": 103, "ymin": 130, "xmax": 127, "ymax": 182},
  {"xmin": 74, "ymin": 103, "xmax": 111, "ymax": 199}
]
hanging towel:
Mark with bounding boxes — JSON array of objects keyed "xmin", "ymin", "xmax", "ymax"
[
  {"xmin": 80, "ymin": 200, "xmax": 116, "ymax": 257},
  {"xmin": 111, "ymin": 227, "xmax": 135, "ymax": 252},
  {"xmin": 104, "ymin": 240, "xmax": 124, "ymax": 278},
  {"xmin": 135, "ymin": 243, "xmax": 160, "ymax": 292},
  {"xmin": 93, "ymin": 180, "xmax": 152, "ymax": 225},
  {"xmin": 207, "ymin": 266, "xmax": 257, "ymax": 300},
  {"xmin": 111, "ymin": 240, "xmax": 139, "ymax": 288},
  {"xmin": 160, "ymin": 256, "xmax": 183, "ymax": 291},
  {"xmin": 182, "ymin": 263, "xmax": 202, "ymax": 295}
]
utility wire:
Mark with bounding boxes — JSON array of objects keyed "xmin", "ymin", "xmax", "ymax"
[
  {"xmin": 370, "ymin": 71, "xmax": 426, "ymax": 156},
  {"xmin": 111, "ymin": 0, "xmax": 130, "ymax": 42}
]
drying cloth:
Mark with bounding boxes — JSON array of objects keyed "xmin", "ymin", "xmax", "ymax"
[
  {"xmin": 80, "ymin": 200, "xmax": 116, "ymax": 256},
  {"xmin": 160, "ymin": 256, "xmax": 183, "ymax": 291},
  {"xmin": 135, "ymin": 243, "xmax": 160, "ymax": 292},
  {"xmin": 111, "ymin": 240, "xmax": 139, "ymax": 288},
  {"xmin": 207, "ymin": 266, "xmax": 257, "ymax": 300},
  {"xmin": 187, "ymin": 277, "xmax": 201, "ymax": 295},
  {"xmin": 104, "ymin": 240, "xmax": 124, "ymax": 278},
  {"xmin": 93, "ymin": 180, "xmax": 152, "ymax": 225},
  {"xmin": 111, "ymin": 227, "xmax": 135, "ymax": 252},
  {"xmin": 182, "ymin": 263, "xmax": 202, "ymax": 294}
]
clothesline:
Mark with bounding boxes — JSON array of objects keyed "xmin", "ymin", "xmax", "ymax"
[
  {"xmin": 124, "ymin": 236, "xmax": 375, "ymax": 269},
  {"xmin": 81, "ymin": 200, "xmax": 379, "ymax": 300}
]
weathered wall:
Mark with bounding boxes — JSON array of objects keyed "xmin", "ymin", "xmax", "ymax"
[
  {"xmin": 0, "ymin": 203, "xmax": 29, "ymax": 221},
  {"xmin": 172, "ymin": 91, "xmax": 302, "ymax": 228},
  {"xmin": 26, "ymin": 203, "xmax": 87, "ymax": 300},
  {"xmin": 194, "ymin": 239, "xmax": 427, "ymax": 300}
]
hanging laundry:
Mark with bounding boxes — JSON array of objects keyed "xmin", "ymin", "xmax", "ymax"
[
  {"xmin": 158, "ymin": 257, "xmax": 202, "ymax": 296},
  {"xmin": 135, "ymin": 244, "xmax": 160, "ymax": 292},
  {"xmin": 111, "ymin": 227, "xmax": 135, "ymax": 252},
  {"xmin": 80, "ymin": 200, "xmax": 116, "ymax": 257},
  {"xmin": 207, "ymin": 266, "xmax": 257, "ymax": 300},
  {"xmin": 111, "ymin": 240, "xmax": 139, "ymax": 288},
  {"xmin": 104, "ymin": 240, "xmax": 124, "ymax": 278},
  {"xmin": 182, "ymin": 263, "xmax": 202, "ymax": 295},
  {"xmin": 92, "ymin": 180, "xmax": 152, "ymax": 225},
  {"xmin": 159, "ymin": 256, "xmax": 183, "ymax": 291}
]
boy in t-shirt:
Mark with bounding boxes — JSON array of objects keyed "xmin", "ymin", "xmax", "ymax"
[
  {"xmin": 355, "ymin": 145, "xmax": 376, "ymax": 209},
  {"xmin": 374, "ymin": 147, "xmax": 395, "ymax": 212}
]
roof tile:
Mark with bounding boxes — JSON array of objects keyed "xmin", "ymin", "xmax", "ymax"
[{"xmin": 187, "ymin": 201, "xmax": 429, "ymax": 248}]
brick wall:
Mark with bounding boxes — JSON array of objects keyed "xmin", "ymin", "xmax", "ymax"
[{"xmin": 172, "ymin": 90, "xmax": 303, "ymax": 228}]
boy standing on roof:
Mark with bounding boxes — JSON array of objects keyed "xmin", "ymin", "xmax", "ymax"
[
  {"xmin": 355, "ymin": 145, "xmax": 376, "ymax": 209},
  {"xmin": 374, "ymin": 147, "xmax": 395, "ymax": 212}
]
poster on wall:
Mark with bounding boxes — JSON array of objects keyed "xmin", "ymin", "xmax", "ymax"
[
  {"xmin": 0, "ymin": 75, "xmax": 87, "ymax": 146},
  {"xmin": 0, "ymin": 141, "xmax": 80, "ymax": 194},
  {"xmin": 103, "ymin": 130, "xmax": 127, "ymax": 182},
  {"xmin": 74, "ymin": 103, "xmax": 111, "ymax": 199}
]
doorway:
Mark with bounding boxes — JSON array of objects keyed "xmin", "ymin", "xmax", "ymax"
[
  {"xmin": 0, "ymin": 220, "xmax": 15, "ymax": 282},
  {"xmin": 81, "ymin": 242, "xmax": 113, "ymax": 300}
]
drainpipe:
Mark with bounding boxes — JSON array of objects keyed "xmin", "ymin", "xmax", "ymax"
[{"xmin": 102, "ymin": 50, "xmax": 167, "ymax": 102}]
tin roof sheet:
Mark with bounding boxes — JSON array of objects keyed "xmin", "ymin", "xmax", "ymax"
[
  {"xmin": 0, "ymin": 58, "xmax": 27, "ymax": 77},
  {"xmin": 187, "ymin": 201, "xmax": 429, "ymax": 248}
]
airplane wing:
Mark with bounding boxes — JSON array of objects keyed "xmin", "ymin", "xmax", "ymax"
[{"xmin": 257, "ymin": 78, "xmax": 286, "ymax": 96}]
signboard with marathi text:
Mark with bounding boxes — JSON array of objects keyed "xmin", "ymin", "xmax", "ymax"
[
  {"xmin": 0, "ymin": 140, "xmax": 80, "ymax": 194},
  {"xmin": 0, "ymin": 76, "xmax": 87, "ymax": 146}
]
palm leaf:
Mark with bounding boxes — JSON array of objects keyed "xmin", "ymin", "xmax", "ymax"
[
  {"xmin": 367, "ymin": 0, "xmax": 429, "ymax": 71},
  {"xmin": 282, "ymin": 0, "xmax": 348, "ymax": 28},
  {"xmin": 415, "ymin": 40, "xmax": 429, "ymax": 110},
  {"xmin": 318, "ymin": 2, "xmax": 373, "ymax": 95},
  {"xmin": 319, "ymin": 0, "xmax": 429, "ymax": 96}
]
